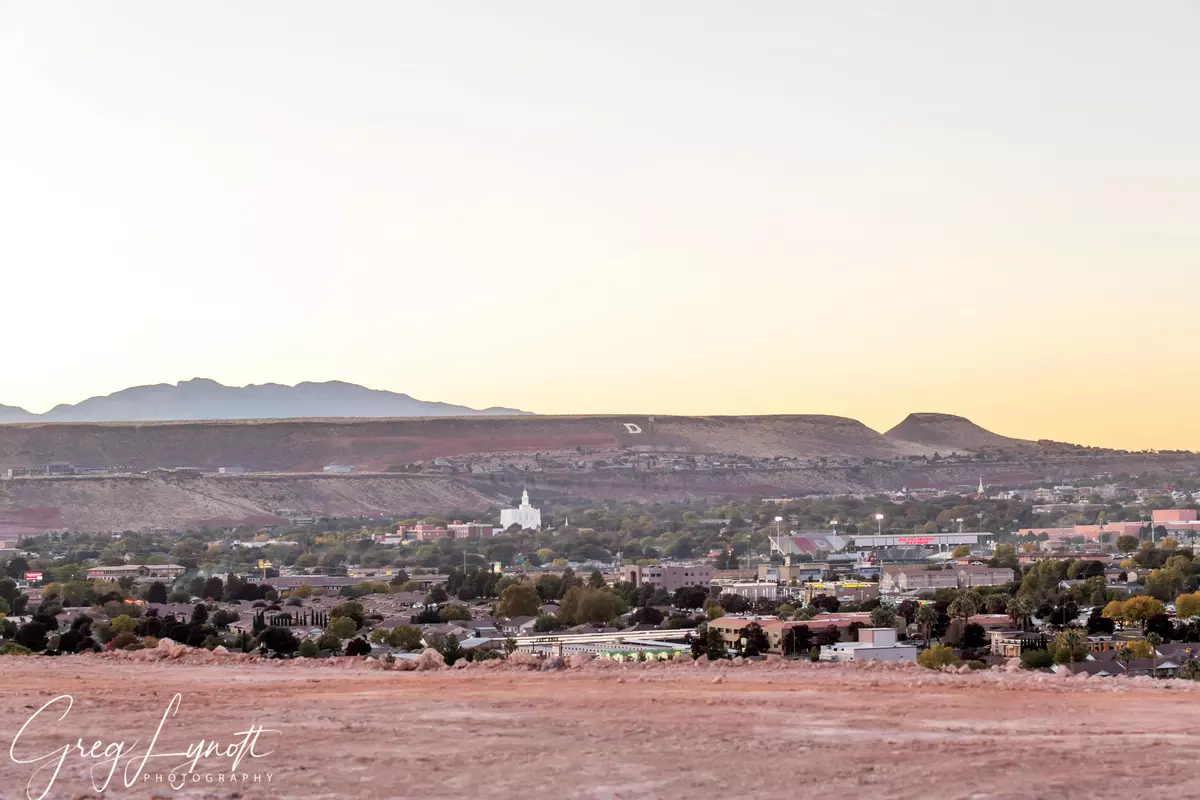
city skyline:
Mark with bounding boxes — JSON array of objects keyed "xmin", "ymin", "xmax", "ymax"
[{"xmin": 3, "ymin": 3, "xmax": 1198, "ymax": 451}]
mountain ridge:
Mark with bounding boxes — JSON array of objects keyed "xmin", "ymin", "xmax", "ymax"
[{"xmin": 0, "ymin": 379, "xmax": 529, "ymax": 423}]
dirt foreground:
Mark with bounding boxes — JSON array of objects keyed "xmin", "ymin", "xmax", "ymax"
[{"xmin": 1, "ymin": 656, "xmax": 1198, "ymax": 800}]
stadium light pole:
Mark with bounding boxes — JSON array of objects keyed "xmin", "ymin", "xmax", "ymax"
[{"xmin": 874, "ymin": 513, "xmax": 884, "ymax": 535}]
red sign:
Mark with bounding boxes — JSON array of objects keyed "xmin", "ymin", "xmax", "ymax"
[
  {"xmin": 897, "ymin": 537, "xmax": 935, "ymax": 545},
  {"xmin": 24, "ymin": 571, "xmax": 43, "ymax": 582}
]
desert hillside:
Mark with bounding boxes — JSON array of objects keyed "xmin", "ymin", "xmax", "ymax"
[
  {"xmin": 0, "ymin": 414, "xmax": 936, "ymax": 474},
  {"xmin": 885, "ymin": 412, "xmax": 1033, "ymax": 453}
]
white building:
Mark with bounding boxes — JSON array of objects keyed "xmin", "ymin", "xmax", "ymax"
[
  {"xmin": 500, "ymin": 489, "xmax": 542, "ymax": 531},
  {"xmin": 323, "ymin": 464, "xmax": 355, "ymax": 474},
  {"xmin": 819, "ymin": 627, "xmax": 918, "ymax": 663}
]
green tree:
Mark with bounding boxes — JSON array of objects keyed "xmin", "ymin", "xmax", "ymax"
[
  {"xmin": 1177, "ymin": 592, "xmax": 1200, "ymax": 619},
  {"xmin": 259, "ymin": 626, "xmax": 299, "ymax": 657},
  {"xmin": 146, "ymin": 582, "xmax": 168, "ymax": 604},
  {"xmin": 1122, "ymin": 596, "xmax": 1165, "ymax": 632},
  {"xmin": 947, "ymin": 590, "xmax": 981, "ymax": 624},
  {"xmin": 389, "ymin": 625, "xmax": 424, "ymax": 651},
  {"xmin": 587, "ymin": 569, "xmax": 606, "ymax": 589},
  {"xmin": 438, "ymin": 635, "xmax": 462, "ymax": 666},
  {"xmin": 110, "ymin": 614, "xmax": 138, "ymax": 634},
  {"xmin": 326, "ymin": 616, "xmax": 357, "ymax": 639},
  {"xmin": 329, "ymin": 601, "xmax": 365, "ymax": 628},
  {"xmin": 705, "ymin": 628, "xmax": 728, "ymax": 660},
  {"xmin": 438, "ymin": 604, "xmax": 470, "ymax": 622},
  {"xmin": 869, "ymin": 603, "xmax": 897, "ymax": 629},
  {"xmin": 704, "ymin": 600, "xmax": 725, "ymax": 621},
  {"xmin": 298, "ymin": 639, "xmax": 319, "ymax": 658},
  {"xmin": 497, "ymin": 583, "xmax": 541, "ymax": 618},
  {"xmin": 1116, "ymin": 535, "xmax": 1140, "ymax": 553}
]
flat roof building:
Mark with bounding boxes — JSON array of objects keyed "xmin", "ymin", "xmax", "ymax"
[{"xmin": 623, "ymin": 564, "xmax": 711, "ymax": 593}]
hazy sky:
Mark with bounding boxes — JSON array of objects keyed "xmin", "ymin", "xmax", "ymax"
[{"xmin": 2, "ymin": 3, "xmax": 1198, "ymax": 449}]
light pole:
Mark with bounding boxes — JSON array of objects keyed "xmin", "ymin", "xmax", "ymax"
[{"xmin": 875, "ymin": 513, "xmax": 884, "ymax": 535}]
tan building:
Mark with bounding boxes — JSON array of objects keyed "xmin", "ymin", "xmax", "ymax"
[
  {"xmin": 881, "ymin": 565, "xmax": 1013, "ymax": 593},
  {"xmin": 623, "ymin": 564, "xmax": 711, "ymax": 593},
  {"xmin": 86, "ymin": 564, "xmax": 187, "ymax": 582},
  {"xmin": 707, "ymin": 616, "xmax": 779, "ymax": 649},
  {"xmin": 880, "ymin": 566, "xmax": 959, "ymax": 593}
]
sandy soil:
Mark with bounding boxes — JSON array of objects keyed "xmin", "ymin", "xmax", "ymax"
[{"xmin": 1, "ymin": 657, "xmax": 1198, "ymax": 800}]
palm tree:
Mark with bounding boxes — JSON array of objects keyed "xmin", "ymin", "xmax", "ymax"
[
  {"xmin": 1057, "ymin": 627, "xmax": 1087, "ymax": 671},
  {"xmin": 948, "ymin": 590, "xmax": 981, "ymax": 627},
  {"xmin": 1146, "ymin": 632, "xmax": 1163, "ymax": 678},
  {"xmin": 915, "ymin": 604, "xmax": 937, "ymax": 646},
  {"xmin": 1006, "ymin": 595, "xmax": 1032, "ymax": 631},
  {"xmin": 1117, "ymin": 645, "xmax": 1134, "ymax": 673}
]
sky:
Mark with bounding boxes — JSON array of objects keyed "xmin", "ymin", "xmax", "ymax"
[{"xmin": 1, "ymin": 3, "xmax": 1198, "ymax": 450}]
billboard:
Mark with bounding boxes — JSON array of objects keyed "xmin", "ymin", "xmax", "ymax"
[
  {"xmin": 897, "ymin": 537, "xmax": 935, "ymax": 545},
  {"xmin": 24, "ymin": 571, "xmax": 43, "ymax": 582}
]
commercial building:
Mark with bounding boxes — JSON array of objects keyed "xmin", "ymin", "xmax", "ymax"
[
  {"xmin": 623, "ymin": 564, "xmax": 712, "ymax": 593},
  {"xmin": 1154, "ymin": 509, "xmax": 1199, "ymax": 523},
  {"xmin": 713, "ymin": 581, "xmax": 782, "ymax": 601},
  {"xmin": 798, "ymin": 580, "xmax": 879, "ymax": 605},
  {"xmin": 404, "ymin": 524, "xmax": 451, "ymax": 542},
  {"xmin": 322, "ymin": 465, "xmax": 355, "ymax": 474},
  {"xmin": 86, "ymin": 564, "xmax": 187, "ymax": 582},
  {"xmin": 757, "ymin": 563, "xmax": 829, "ymax": 584},
  {"xmin": 500, "ymin": 489, "xmax": 542, "ymax": 531},
  {"xmin": 448, "ymin": 520, "xmax": 494, "ymax": 540}
]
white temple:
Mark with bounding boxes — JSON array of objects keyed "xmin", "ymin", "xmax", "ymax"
[{"xmin": 500, "ymin": 489, "xmax": 542, "ymax": 531}]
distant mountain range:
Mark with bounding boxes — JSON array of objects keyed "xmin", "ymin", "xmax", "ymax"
[{"xmin": 0, "ymin": 379, "xmax": 530, "ymax": 423}]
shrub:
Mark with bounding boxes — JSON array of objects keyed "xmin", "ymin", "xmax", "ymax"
[
  {"xmin": 15, "ymin": 621, "xmax": 48, "ymax": 652},
  {"xmin": 1020, "ymin": 649, "xmax": 1055, "ymax": 669},
  {"xmin": 917, "ymin": 645, "xmax": 958, "ymax": 670},
  {"xmin": 345, "ymin": 638, "xmax": 371, "ymax": 657},
  {"xmin": 298, "ymin": 639, "xmax": 319, "ymax": 658},
  {"xmin": 259, "ymin": 626, "xmax": 299, "ymax": 657},
  {"xmin": 109, "ymin": 632, "xmax": 139, "ymax": 650},
  {"xmin": 0, "ymin": 643, "xmax": 33, "ymax": 656}
]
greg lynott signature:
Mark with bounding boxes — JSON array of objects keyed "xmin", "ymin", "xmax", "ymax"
[{"xmin": 9, "ymin": 693, "xmax": 279, "ymax": 798}]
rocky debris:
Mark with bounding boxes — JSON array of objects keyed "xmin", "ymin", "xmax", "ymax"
[
  {"xmin": 505, "ymin": 651, "xmax": 540, "ymax": 667},
  {"xmin": 540, "ymin": 656, "xmax": 565, "ymax": 672},
  {"xmin": 567, "ymin": 654, "xmax": 594, "ymax": 669},
  {"xmin": 416, "ymin": 649, "xmax": 445, "ymax": 671}
]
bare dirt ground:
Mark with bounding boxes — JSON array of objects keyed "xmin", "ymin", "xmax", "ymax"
[{"xmin": 1, "ymin": 657, "xmax": 1198, "ymax": 800}]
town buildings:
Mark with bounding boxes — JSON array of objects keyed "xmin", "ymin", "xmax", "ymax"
[
  {"xmin": 622, "ymin": 564, "xmax": 712, "ymax": 593},
  {"xmin": 500, "ymin": 489, "xmax": 542, "ymax": 531},
  {"xmin": 880, "ymin": 565, "xmax": 1013, "ymax": 593}
]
